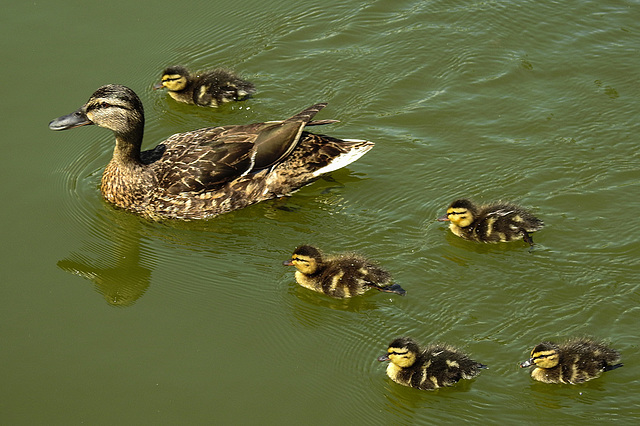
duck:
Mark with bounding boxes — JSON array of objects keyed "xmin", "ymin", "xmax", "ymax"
[
  {"xmin": 283, "ymin": 245, "xmax": 406, "ymax": 298},
  {"xmin": 520, "ymin": 338, "xmax": 623, "ymax": 384},
  {"xmin": 437, "ymin": 198, "xmax": 544, "ymax": 246},
  {"xmin": 48, "ymin": 85, "xmax": 374, "ymax": 220},
  {"xmin": 153, "ymin": 65, "xmax": 256, "ymax": 107},
  {"xmin": 377, "ymin": 337, "xmax": 486, "ymax": 390}
]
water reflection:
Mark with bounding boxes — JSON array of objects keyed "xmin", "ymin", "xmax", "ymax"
[
  {"xmin": 379, "ymin": 375, "xmax": 484, "ymax": 423},
  {"xmin": 57, "ymin": 212, "xmax": 155, "ymax": 307},
  {"xmin": 288, "ymin": 283, "xmax": 384, "ymax": 316},
  {"xmin": 527, "ymin": 379, "xmax": 615, "ymax": 408}
]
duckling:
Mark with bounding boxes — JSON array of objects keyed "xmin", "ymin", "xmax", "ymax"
[
  {"xmin": 377, "ymin": 337, "xmax": 486, "ymax": 390},
  {"xmin": 283, "ymin": 245, "xmax": 406, "ymax": 298},
  {"xmin": 153, "ymin": 65, "xmax": 255, "ymax": 107},
  {"xmin": 520, "ymin": 338, "xmax": 623, "ymax": 384},
  {"xmin": 437, "ymin": 198, "xmax": 544, "ymax": 246},
  {"xmin": 48, "ymin": 85, "xmax": 373, "ymax": 220}
]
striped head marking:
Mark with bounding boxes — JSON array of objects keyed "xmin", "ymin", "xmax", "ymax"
[
  {"xmin": 522, "ymin": 342, "xmax": 560, "ymax": 369},
  {"xmin": 156, "ymin": 66, "xmax": 190, "ymax": 91},
  {"xmin": 284, "ymin": 245, "xmax": 322, "ymax": 275},
  {"xmin": 83, "ymin": 85, "xmax": 144, "ymax": 133},
  {"xmin": 379, "ymin": 337, "xmax": 419, "ymax": 368},
  {"xmin": 441, "ymin": 199, "xmax": 476, "ymax": 228}
]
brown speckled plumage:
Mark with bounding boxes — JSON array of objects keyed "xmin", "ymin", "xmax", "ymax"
[
  {"xmin": 153, "ymin": 65, "xmax": 255, "ymax": 106},
  {"xmin": 49, "ymin": 85, "xmax": 373, "ymax": 220},
  {"xmin": 378, "ymin": 337, "xmax": 486, "ymax": 390},
  {"xmin": 438, "ymin": 198, "xmax": 544, "ymax": 246},
  {"xmin": 283, "ymin": 245, "xmax": 406, "ymax": 298},
  {"xmin": 520, "ymin": 338, "xmax": 622, "ymax": 384}
]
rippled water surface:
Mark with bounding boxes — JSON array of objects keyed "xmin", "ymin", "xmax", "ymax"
[{"xmin": 2, "ymin": 0, "xmax": 639, "ymax": 423}]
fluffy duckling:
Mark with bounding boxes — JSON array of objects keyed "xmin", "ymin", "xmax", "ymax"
[
  {"xmin": 437, "ymin": 199, "xmax": 544, "ymax": 246},
  {"xmin": 153, "ymin": 65, "xmax": 255, "ymax": 107},
  {"xmin": 520, "ymin": 338, "xmax": 623, "ymax": 384},
  {"xmin": 283, "ymin": 245, "xmax": 406, "ymax": 298},
  {"xmin": 378, "ymin": 337, "xmax": 487, "ymax": 390},
  {"xmin": 48, "ymin": 85, "xmax": 373, "ymax": 220}
]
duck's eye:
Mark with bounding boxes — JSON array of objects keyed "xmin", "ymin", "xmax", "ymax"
[{"xmin": 87, "ymin": 101, "xmax": 113, "ymax": 113}]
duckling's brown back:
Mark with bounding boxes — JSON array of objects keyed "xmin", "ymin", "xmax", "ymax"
[
  {"xmin": 319, "ymin": 255, "xmax": 391, "ymax": 298},
  {"xmin": 560, "ymin": 340, "xmax": 622, "ymax": 383},
  {"xmin": 422, "ymin": 345, "xmax": 486, "ymax": 387},
  {"xmin": 474, "ymin": 203, "xmax": 544, "ymax": 243},
  {"xmin": 193, "ymin": 69, "xmax": 255, "ymax": 106}
]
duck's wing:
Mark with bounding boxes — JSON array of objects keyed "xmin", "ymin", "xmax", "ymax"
[
  {"xmin": 154, "ymin": 103, "xmax": 333, "ymax": 194},
  {"xmin": 251, "ymin": 103, "xmax": 332, "ymax": 169}
]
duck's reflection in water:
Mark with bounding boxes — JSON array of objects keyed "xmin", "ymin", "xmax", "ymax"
[{"xmin": 58, "ymin": 213, "xmax": 154, "ymax": 307}]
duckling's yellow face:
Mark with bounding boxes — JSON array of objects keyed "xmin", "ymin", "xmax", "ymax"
[
  {"xmin": 385, "ymin": 345, "xmax": 417, "ymax": 368},
  {"xmin": 445, "ymin": 206, "xmax": 474, "ymax": 228},
  {"xmin": 527, "ymin": 347, "xmax": 560, "ymax": 369},
  {"xmin": 158, "ymin": 72, "xmax": 188, "ymax": 91},
  {"xmin": 286, "ymin": 254, "xmax": 319, "ymax": 275}
]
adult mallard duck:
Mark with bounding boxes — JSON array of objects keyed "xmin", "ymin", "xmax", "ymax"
[
  {"xmin": 520, "ymin": 338, "xmax": 622, "ymax": 384},
  {"xmin": 437, "ymin": 199, "xmax": 544, "ymax": 246},
  {"xmin": 153, "ymin": 65, "xmax": 255, "ymax": 107},
  {"xmin": 377, "ymin": 337, "xmax": 486, "ymax": 390},
  {"xmin": 283, "ymin": 245, "xmax": 406, "ymax": 298},
  {"xmin": 48, "ymin": 85, "xmax": 373, "ymax": 220}
]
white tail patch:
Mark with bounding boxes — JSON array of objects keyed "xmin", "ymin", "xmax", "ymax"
[{"xmin": 312, "ymin": 139, "xmax": 374, "ymax": 177}]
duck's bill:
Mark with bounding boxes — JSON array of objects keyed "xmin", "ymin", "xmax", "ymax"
[
  {"xmin": 49, "ymin": 109, "xmax": 92, "ymax": 131},
  {"xmin": 152, "ymin": 82, "xmax": 165, "ymax": 90},
  {"xmin": 377, "ymin": 354, "xmax": 390, "ymax": 362},
  {"xmin": 436, "ymin": 214, "xmax": 450, "ymax": 222},
  {"xmin": 282, "ymin": 260, "xmax": 294, "ymax": 266},
  {"xmin": 519, "ymin": 359, "xmax": 533, "ymax": 368}
]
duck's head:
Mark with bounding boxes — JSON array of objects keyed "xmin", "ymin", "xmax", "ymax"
[
  {"xmin": 283, "ymin": 245, "xmax": 323, "ymax": 275},
  {"xmin": 153, "ymin": 65, "xmax": 190, "ymax": 92},
  {"xmin": 377, "ymin": 337, "xmax": 420, "ymax": 367},
  {"xmin": 49, "ymin": 84, "xmax": 144, "ymax": 137},
  {"xmin": 520, "ymin": 342, "xmax": 560, "ymax": 369},
  {"xmin": 437, "ymin": 199, "xmax": 477, "ymax": 228}
]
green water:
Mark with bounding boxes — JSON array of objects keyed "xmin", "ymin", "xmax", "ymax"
[{"xmin": 2, "ymin": 0, "xmax": 639, "ymax": 423}]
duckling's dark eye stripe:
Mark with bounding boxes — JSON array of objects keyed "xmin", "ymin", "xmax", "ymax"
[
  {"xmin": 532, "ymin": 350, "xmax": 555, "ymax": 360},
  {"xmin": 390, "ymin": 350, "xmax": 409, "ymax": 356}
]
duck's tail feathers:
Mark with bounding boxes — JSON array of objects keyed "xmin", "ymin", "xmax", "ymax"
[
  {"xmin": 306, "ymin": 119, "xmax": 340, "ymax": 126},
  {"xmin": 312, "ymin": 139, "xmax": 374, "ymax": 177},
  {"xmin": 527, "ymin": 219, "xmax": 545, "ymax": 232},
  {"xmin": 370, "ymin": 283, "xmax": 406, "ymax": 296},
  {"xmin": 287, "ymin": 103, "xmax": 328, "ymax": 124},
  {"xmin": 604, "ymin": 363, "xmax": 623, "ymax": 372}
]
